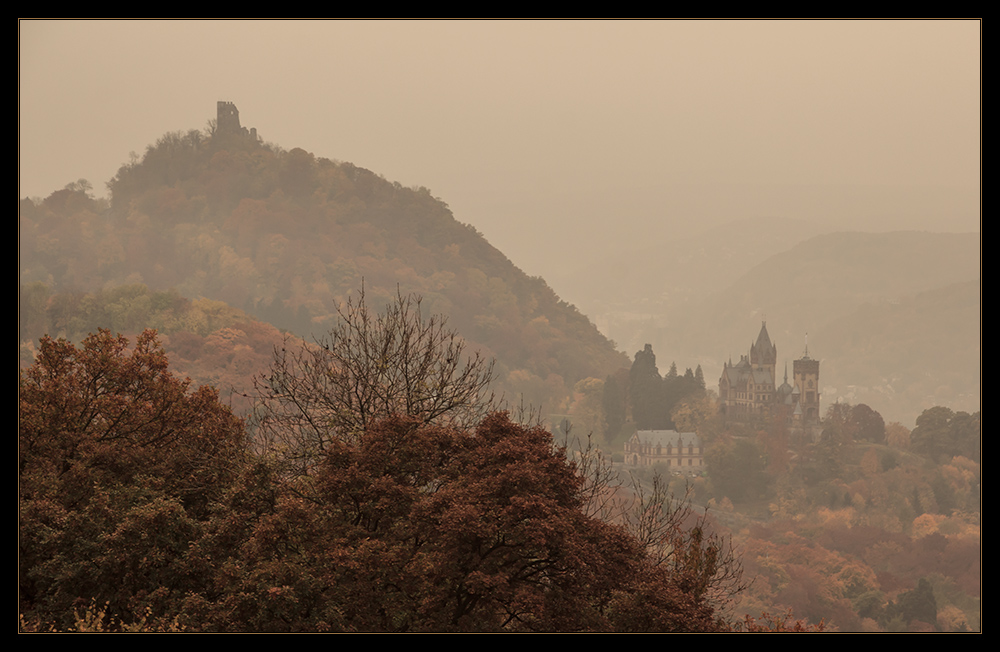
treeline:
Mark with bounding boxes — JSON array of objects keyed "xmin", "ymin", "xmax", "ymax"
[
  {"xmin": 19, "ymin": 282, "xmax": 288, "ymax": 414},
  {"xmin": 599, "ymin": 343, "xmax": 707, "ymax": 445}
]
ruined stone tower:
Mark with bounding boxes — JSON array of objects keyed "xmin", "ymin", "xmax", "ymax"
[{"xmin": 216, "ymin": 101, "xmax": 258, "ymax": 141}]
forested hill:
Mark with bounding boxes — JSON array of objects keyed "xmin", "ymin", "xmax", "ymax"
[{"xmin": 19, "ymin": 124, "xmax": 628, "ymax": 411}]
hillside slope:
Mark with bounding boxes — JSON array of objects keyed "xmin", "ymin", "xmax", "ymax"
[{"xmin": 20, "ymin": 120, "xmax": 628, "ymax": 413}]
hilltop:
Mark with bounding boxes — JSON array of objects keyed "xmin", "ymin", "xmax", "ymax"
[{"xmin": 19, "ymin": 104, "xmax": 628, "ymax": 414}]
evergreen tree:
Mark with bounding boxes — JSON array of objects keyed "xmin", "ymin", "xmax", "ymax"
[
  {"xmin": 602, "ymin": 371, "xmax": 627, "ymax": 444},
  {"xmin": 629, "ymin": 345, "xmax": 665, "ymax": 429},
  {"xmin": 884, "ymin": 578, "xmax": 938, "ymax": 628}
]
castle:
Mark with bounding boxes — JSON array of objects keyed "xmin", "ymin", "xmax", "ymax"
[
  {"xmin": 216, "ymin": 101, "xmax": 258, "ymax": 141},
  {"xmin": 718, "ymin": 322, "xmax": 820, "ymax": 427}
]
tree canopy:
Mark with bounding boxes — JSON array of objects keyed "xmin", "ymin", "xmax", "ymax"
[
  {"xmin": 19, "ymin": 329, "xmax": 247, "ymax": 631},
  {"xmin": 20, "ymin": 323, "xmax": 737, "ymax": 632},
  {"xmin": 910, "ymin": 406, "xmax": 980, "ymax": 463}
]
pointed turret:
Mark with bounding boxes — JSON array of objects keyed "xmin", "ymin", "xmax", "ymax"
[
  {"xmin": 750, "ymin": 321, "xmax": 777, "ymax": 366},
  {"xmin": 776, "ymin": 362, "xmax": 793, "ymax": 402}
]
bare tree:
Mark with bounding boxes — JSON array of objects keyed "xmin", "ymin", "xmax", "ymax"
[
  {"xmin": 250, "ymin": 288, "xmax": 498, "ymax": 476},
  {"xmin": 624, "ymin": 474, "xmax": 748, "ymax": 614},
  {"xmin": 568, "ymin": 432, "xmax": 748, "ymax": 616}
]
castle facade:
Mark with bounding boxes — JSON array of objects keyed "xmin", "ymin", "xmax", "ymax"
[{"xmin": 624, "ymin": 429, "xmax": 703, "ymax": 472}]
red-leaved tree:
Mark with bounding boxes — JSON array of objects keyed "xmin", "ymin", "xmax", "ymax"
[
  {"xmin": 199, "ymin": 413, "xmax": 723, "ymax": 632},
  {"xmin": 19, "ymin": 329, "xmax": 247, "ymax": 631}
]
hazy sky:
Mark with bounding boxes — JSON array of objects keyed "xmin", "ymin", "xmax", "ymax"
[{"xmin": 19, "ymin": 20, "xmax": 980, "ymax": 285}]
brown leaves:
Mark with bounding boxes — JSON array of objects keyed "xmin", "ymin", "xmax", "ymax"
[
  {"xmin": 20, "ymin": 327, "xmax": 737, "ymax": 632},
  {"xmin": 236, "ymin": 412, "xmax": 729, "ymax": 632},
  {"xmin": 19, "ymin": 329, "xmax": 247, "ymax": 630}
]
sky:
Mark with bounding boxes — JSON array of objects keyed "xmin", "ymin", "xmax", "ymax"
[{"xmin": 19, "ymin": 20, "xmax": 980, "ymax": 289}]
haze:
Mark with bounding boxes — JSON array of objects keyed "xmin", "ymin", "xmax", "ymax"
[
  {"xmin": 19, "ymin": 20, "xmax": 980, "ymax": 301},
  {"xmin": 18, "ymin": 21, "xmax": 982, "ymax": 632}
]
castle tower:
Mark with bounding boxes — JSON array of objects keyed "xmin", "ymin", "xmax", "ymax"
[
  {"xmin": 792, "ymin": 335, "xmax": 820, "ymax": 422},
  {"xmin": 749, "ymin": 321, "xmax": 777, "ymax": 374},
  {"xmin": 749, "ymin": 321, "xmax": 777, "ymax": 408},
  {"xmin": 217, "ymin": 101, "xmax": 242, "ymax": 134}
]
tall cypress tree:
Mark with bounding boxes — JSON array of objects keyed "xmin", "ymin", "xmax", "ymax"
[{"xmin": 629, "ymin": 344, "xmax": 665, "ymax": 429}]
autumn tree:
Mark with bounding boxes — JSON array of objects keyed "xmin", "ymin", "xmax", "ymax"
[
  {"xmin": 671, "ymin": 392, "xmax": 719, "ymax": 437},
  {"xmin": 567, "ymin": 376, "xmax": 606, "ymax": 441},
  {"xmin": 910, "ymin": 407, "xmax": 980, "ymax": 464},
  {"xmin": 849, "ymin": 403, "xmax": 886, "ymax": 444},
  {"xmin": 19, "ymin": 329, "xmax": 248, "ymax": 631},
  {"xmin": 619, "ymin": 474, "xmax": 747, "ymax": 615},
  {"xmin": 570, "ymin": 434, "xmax": 746, "ymax": 620},
  {"xmin": 705, "ymin": 436, "xmax": 770, "ymax": 503},
  {"xmin": 215, "ymin": 413, "xmax": 727, "ymax": 632},
  {"xmin": 886, "ymin": 421, "xmax": 911, "ymax": 449},
  {"xmin": 883, "ymin": 578, "xmax": 938, "ymax": 630}
]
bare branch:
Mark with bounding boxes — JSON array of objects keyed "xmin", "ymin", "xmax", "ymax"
[
  {"xmin": 248, "ymin": 287, "xmax": 499, "ymax": 477},
  {"xmin": 622, "ymin": 473, "xmax": 748, "ymax": 613},
  {"xmin": 568, "ymin": 437, "xmax": 748, "ymax": 614}
]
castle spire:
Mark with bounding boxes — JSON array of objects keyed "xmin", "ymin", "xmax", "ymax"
[{"xmin": 750, "ymin": 320, "xmax": 777, "ymax": 366}]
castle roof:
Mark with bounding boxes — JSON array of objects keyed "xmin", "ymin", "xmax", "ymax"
[
  {"xmin": 630, "ymin": 430, "xmax": 700, "ymax": 449},
  {"xmin": 721, "ymin": 357, "xmax": 774, "ymax": 388},
  {"xmin": 750, "ymin": 321, "xmax": 777, "ymax": 365},
  {"xmin": 756, "ymin": 322, "xmax": 773, "ymax": 350}
]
